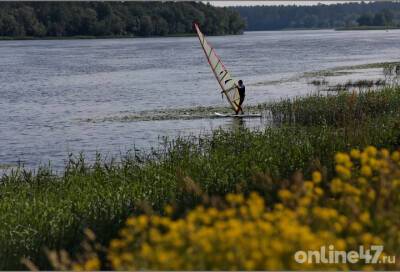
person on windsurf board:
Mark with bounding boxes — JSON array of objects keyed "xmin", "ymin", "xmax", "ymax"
[
  {"xmin": 235, "ymin": 79, "xmax": 245, "ymax": 115},
  {"xmin": 194, "ymin": 22, "xmax": 260, "ymax": 118}
]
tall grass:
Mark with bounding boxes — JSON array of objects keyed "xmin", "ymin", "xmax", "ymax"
[
  {"xmin": 1, "ymin": 87, "xmax": 400, "ymax": 269},
  {"xmin": 267, "ymin": 87, "xmax": 400, "ymax": 126}
]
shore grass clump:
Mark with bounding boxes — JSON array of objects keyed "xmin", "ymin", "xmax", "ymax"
[
  {"xmin": 309, "ymin": 79, "xmax": 328, "ymax": 86},
  {"xmin": 267, "ymin": 86, "xmax": 400, "ymax": 126},
  {"xmin": 324, "ymin": 79, "xmax": 387, "ymax": 92},
  {"xmin": 2, "ymin": 87, "xmax": 400, "ymax": 269}
]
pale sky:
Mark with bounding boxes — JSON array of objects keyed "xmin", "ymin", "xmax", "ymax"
[{"xmin": 207, "ymin": 1, "xmax": 365, "ymax": 6}]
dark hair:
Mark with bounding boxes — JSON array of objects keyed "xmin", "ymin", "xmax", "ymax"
[{"xmin": 238, "ymin": 80, "xmax": 243, "ymax": 84}]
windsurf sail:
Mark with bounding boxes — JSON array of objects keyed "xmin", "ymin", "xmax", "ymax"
[{"xmin": 194, "ymin": 23, "xmax": 241, "ymax": 112}]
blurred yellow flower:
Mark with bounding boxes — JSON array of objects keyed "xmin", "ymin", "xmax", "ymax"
[
  {"xmin": 391, "ymin": 151, "xmax": 400, "ymax": 161},
  {"xmin": 278, "ymin": 189, "xmax": 292, "ymax": 201},
  {"xmin": 365, "ymin": 146, "xmax": 377, "ymax": 157},
  {"xmin": 350, "ymin": 149, "xmax": 361, "ymax": 159},
  {"xmin": 361, "ymin": 165, "xmax": 372, "ymax": 177},
  {"xmin": 335, "ymin": 152, "xmax": 350, "ymax": 164},
  {"xmin": 335, "ymin": 165, "xmax": 351, "ymax": 179},
  {"xmin": 84, "ymin": 257, "xmax": 100, "ymax": 271},
  {"xmin": 312, "ymin": 171, "xmax": 322, "ymax": 183}
]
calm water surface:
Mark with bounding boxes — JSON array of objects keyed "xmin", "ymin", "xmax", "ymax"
[{"xmin": 1, "ymin": 29, "xmax": 399, "ymax": 170}]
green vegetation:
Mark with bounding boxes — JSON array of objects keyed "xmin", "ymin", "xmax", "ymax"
[
  {"xmin": 235, "ymin": 2, "xmax": 400, "ymax": 30},
  {"xmin": 302, "ymin": 61, "xmax": 400, "ymax": 78},
  {"xmin": 336, "ymin": 26, "xmax": 400, "ymax": 31},
  {"xmin": 2, "ymin": 85, "xmax": 400, "ymax": 269},
  {"xmin": 0, "ymin": 2, "xmax": 245, "ymax": 38},
  {"xmin": 48, "ymin": 146, "xmax": 400, "ymax": 270},
  {"xmin": 267, "ymin": 87, "xmax": 400, "ymax": 127}
]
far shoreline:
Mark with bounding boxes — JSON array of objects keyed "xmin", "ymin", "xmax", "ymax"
[
  {"xmin": 0, "ymin": 32, "xmax": 246, "ymax": 41},
  {"xmin": 0, "ymin": 33, "xmax": 196, "ymax": 41},
  {"xmin": 4, "ymin": 27, "xmax": 400, "ymax": 41}
]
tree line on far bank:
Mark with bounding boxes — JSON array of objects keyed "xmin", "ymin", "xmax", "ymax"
[
  {"xmin": 235, "ymin": 2, "xmax": 400, "ymax": 30},
  {"xmin": 0, "ymin": 2, "xmax": 245, "ymax": 38}
]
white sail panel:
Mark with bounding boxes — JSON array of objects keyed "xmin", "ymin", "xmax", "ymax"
[{"xmin": 194, "ymin": 24, "xmax": 240, "ymax": 112}]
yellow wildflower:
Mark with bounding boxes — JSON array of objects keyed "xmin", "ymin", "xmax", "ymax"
[
  {"xmin": 380, "ymin": 148, "xmax": 389, "ymax": 158},
  {"xmin": 244, "ymin": 260, "xmax": 255, "ymax": 270},
  {"xmin": 391, "ymin": 150, "xmax": 400, "ymax": 161},
  {"xmin": 349, "ymin": 222, "xmax": 363, "ymax": 233},
  {"xmin": 359, "ymin": 212, "xmax": 370, "ymax": 224},
  {"xmin": 330, "ymin": 178, "xmax": 343, "ymax": 193},
  {"xmin": 164, "ymin": 205, "xmax": 173, "ymax": 215},
  {"xmin": 84, "ymin": 257, "xmax": 100, "ymax": 271},
  {"xmin": 335, "ymin": 239, "xmax": 346, "ymax": 251},
  {"xmin": 314, "ymin": 187, "xmax": 324, "ymax": 197},
  {"xmin": 312, "ymin": 171, "xmax": 322, "ymax": 183},
  {"xmin": 368, "ymin": 158, "xmax": 378, "ymax": 170},
  {"xmin": 361, "ymin": 233, "xmax": 373, "ymax": 244},
  {"xmin": 335, "ymin": 152, "xmax": 350, "ymax": 164},
  {"xmin": 303, "ymin": 181, "xmax": 314, "ymax": 191},
  {"xmin": 357, "ymin": 177, "xmax": 367, "ymax": 186},
  {"xmin": 350, "ymin": 149, "xmax": 361, "ymax": 159},
  {"xmin": 367, "ymin": 189, "xmax": 376, "ymax": 201},
  {"xmin": 365, "ymin": 146, "xmax": 377, "ymax": 157},
  {"xmin": 335, "ymin": 165, "xmax": 351, "ymax": 179},
  {"xmin": 333, "ymin": 222, "xmax": 343, "ymax": 232},
  {"xmin": 361, "ymin": 165, "xmax": 372, "ymax": 177},
  {"xmin": 73, "ymin": 264, "xmax": 83, "ymax": 271},
  {"xmin": 299, "ymin": 196, "xmax": 311, "ymax": 206},
  {"xmin": 360, "ymin": 151, "xmax": 369, "ymax": 164},
  {"xmin": 278, "ymin": 189, "xmax": 292, "ymax": 201}
]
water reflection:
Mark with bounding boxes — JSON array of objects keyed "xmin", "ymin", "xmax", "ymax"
[{"xmin": 229, "ymin": 117, "xmax": 246, "ymax": 131}]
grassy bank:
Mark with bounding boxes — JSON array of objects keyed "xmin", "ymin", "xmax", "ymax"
[
  {"xmin": 58, "ymin": 146, "xmax": 400, "ymax": 270},
  {"xmin": 1, "ymin": 86, "xmax": 400, "ymax": 269}
]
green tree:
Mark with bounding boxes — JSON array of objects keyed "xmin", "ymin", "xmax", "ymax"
[
  {"xmin": 0, "ymin": 2, "xmax": 246, "ymax": 38},
  {"xmin": 234, "ymin": 2, "xmax": 400, "ymax": 30},
  {"xmin": 383, "ymin": 9, "xmax": 394, "ymax": 25},
  {"xmin": 79, "ymin": 8, "xmax": 97, "ymax": 35},
  {"xmin": 47, "ymin": 21, "xmax": 65, "ymax": 36},
  {"xmin": 139, "ymin": 15, "xmax": 153, "ymax": 36},
  {"xmin": 154, "ymin": 17, "xmax": 169, "ymax": 36},
  {"xmin": 108, "ymin": 14, "xmax": 126, "ymax": 35},
  {"xmin": 357, "ymin": 13, "xmax": 374, "ymax": 26},
  {"xmin": 96, "ymin": 2, "xmax": 112, "ymax": 20},
  {"xmin": 126, "ymin": 15, "xmax": 140, "ymax": 34},
  {"xmin": 0, "ymin": 13, "xmax": 23, "ymax": 36},
  {"xmin": 373, "ymin": 12, "xmax": 386, "ymax": 26}
]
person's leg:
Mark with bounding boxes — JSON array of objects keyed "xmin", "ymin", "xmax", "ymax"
[
  {"xmin": 234, "ymin": 101, "xmax": 240, "ymax": 115},
  {"xmin": 239, "ymin": 96, "xmax": 245, "ymax": 114}
]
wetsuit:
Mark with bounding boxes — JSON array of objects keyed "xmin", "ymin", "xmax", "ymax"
[{"xmin": 238, "ymin": 85, "xmax": 245, "ymax": 106}]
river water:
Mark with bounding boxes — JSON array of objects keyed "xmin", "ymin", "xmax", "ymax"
[{"xmin": 1, "ymin": 29, "xmax": 399, "ymax": 170}]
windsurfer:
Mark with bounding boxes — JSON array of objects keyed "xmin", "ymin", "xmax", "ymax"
[{"xmin": 235, "ymin": 80, "xmax": 245, "ymax": 115}]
